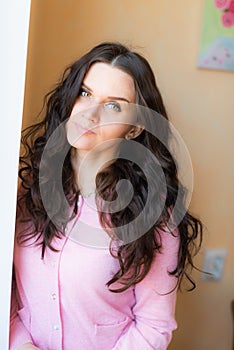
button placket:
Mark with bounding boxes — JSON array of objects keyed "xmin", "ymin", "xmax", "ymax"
[{"xmin": 46, "ymin": 251, "xmax": 63, "ymax": 348}]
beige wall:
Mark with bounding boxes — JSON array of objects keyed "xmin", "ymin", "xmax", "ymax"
[{"xmin": 23, "ymin": 1, "xmax": 234, "ymax": 349}]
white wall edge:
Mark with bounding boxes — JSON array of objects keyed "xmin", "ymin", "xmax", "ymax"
[{"xmin": 0, "ymin": 1, "xmax": 31, "ymax": 348}]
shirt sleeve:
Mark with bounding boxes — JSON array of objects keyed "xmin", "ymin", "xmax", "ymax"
[
  {"xmin": 112, "ymin": 228, "xmax": 179, "ymax": 350},
  {"xmin": 9, "ymin": 270, "xmax": 33, "ymax": 350}
]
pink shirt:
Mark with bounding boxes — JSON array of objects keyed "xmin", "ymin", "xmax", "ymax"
[{"xmin": 10, "ymin": 195, "xmax": 179, "ymax": 350}]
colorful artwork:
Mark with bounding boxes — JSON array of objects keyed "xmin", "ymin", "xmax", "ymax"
[{"xmin": 198, "ymin": 0, "xmax": 234, "ymax": 71}]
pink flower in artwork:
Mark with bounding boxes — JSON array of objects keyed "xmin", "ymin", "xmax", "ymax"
[
  {"xmin": 214, "ymin": 0, "xmax": 230, "ymax": 9},
  {"xmin": 221, "ymin": 11, "xmax": 234, "ymax": 26},
  {"xmin": 229, "ymin": 0, "xmax": 234, "ymax": 12}
]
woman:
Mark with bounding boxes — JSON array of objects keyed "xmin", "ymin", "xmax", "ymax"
[{"xmin": 10, "ymin": 42, "xmax": 203, "ymax": 350}]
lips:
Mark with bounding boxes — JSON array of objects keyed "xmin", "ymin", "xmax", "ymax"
[{"xmin": 74, "ymin": 122, "xmax": 96, "ymax": 135}]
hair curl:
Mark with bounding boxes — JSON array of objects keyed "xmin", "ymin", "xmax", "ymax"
[{"xmin": 18, "ymin": 41, "xmax": 203, "ymax": 292}]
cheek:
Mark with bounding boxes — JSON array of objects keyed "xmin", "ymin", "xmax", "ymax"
[
  {"xmin": 70, "ymin": 103, "xmax": 81, "ymax": 120},
  {"xmin": 70, "ymin": 99, "xmax": 90, "ymax": 120},
  {"xmin": 99, "ymin": 124, "xmax": 131, "ymax": 139},
  {"xmin": 66, "ymin": 119, "xmax": 76, "ymax": 146}
]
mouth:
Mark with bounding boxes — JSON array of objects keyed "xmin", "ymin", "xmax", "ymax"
[{"xmin": 74, "ymin": 122, "xmax": 96, "ymax": 135}]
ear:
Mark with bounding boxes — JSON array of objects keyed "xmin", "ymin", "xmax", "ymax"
[{"xmin": 125, "ymin": 125, "xmax": 144, "ymax": 140}]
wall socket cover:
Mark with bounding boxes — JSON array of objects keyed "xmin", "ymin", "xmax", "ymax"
[{"xmin": 201, "ymin": 248, "xmax": 227, "ymax": 281}]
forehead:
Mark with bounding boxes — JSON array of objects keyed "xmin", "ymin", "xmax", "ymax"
[{"xmin": 83, "ymin": 62, "xmax": 136, "ymax": 102}]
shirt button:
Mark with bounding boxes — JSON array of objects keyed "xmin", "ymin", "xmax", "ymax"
[
  {"xmin": 51, "ymin": 293, "xmax": 57, "ymax": 300},
  {"xmin": 53, "ymin": 324, "xmax": 60, "ymax": 331}
]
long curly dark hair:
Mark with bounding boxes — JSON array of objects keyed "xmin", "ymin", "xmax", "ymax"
[{"xmin": 18, "ymin": 41, "xmax": 203, "ymax": 293}]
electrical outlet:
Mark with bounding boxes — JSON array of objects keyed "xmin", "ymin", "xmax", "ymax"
[{"xmin": 201, "ymin": 248, "xmax": 227, "ymax": 281}]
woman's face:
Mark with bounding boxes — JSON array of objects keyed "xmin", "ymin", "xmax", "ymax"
[{"xmin": 66, "ymin": 62, "xmax": 138, "ymax": 155}]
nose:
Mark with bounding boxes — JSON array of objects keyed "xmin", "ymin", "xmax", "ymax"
[{"xmin": 82, "ymin": 102, "xmax": 101, "ymax": 124}]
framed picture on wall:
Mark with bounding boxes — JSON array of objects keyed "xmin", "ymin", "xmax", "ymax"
[{"xmin": 198, "ymin": 0, "xmax": 234, "ymax": 71}]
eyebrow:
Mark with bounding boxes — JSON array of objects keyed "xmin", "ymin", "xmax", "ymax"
[{"xmin": 82, "ymin": 83, "xmax": 130, "ymax": 103}]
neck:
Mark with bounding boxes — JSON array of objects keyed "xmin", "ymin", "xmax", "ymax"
[{"xmin": 71, "ymin": 145, "xmax": 118, "ymax": 196}]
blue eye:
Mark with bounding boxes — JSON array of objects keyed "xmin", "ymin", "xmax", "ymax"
[
  {"xmin": 104, "ymin": 102, "xmax": 121, "ymax": 112},
  {"xmin": 79, "ymin": 88, "xmax": 91, "ymax": 98}
]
